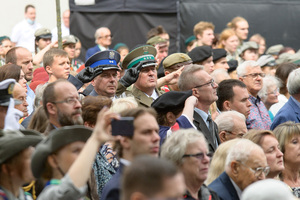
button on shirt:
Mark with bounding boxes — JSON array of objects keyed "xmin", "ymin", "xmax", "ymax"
[{"xmin": 246, "ymin": 95, "xmax": 272, "ymax": 130}]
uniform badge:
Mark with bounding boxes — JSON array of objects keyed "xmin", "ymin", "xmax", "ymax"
[
  {"xmin": 109, "ymin": 51, "xmax": 115, "ymax": 59},
  {"xmin": 7, "ymin": 83, "xmax": 14, "ymax": 95},
  {"xmin": 143, "ymin": 46, "xmax": 149, "ymax": 54}
]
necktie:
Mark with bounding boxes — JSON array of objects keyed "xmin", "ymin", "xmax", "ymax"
[{"xmin": 207, "ymin": 115, "xmax": 216, "ymax": 146}]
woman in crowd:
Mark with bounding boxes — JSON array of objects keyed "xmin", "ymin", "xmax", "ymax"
[
  {"xmin": 161, "ymin": 128, "xmax": 219, "ymax": 200},
  {"xmin": 0, "ymin": 64, "xmax": 27, "ymax": 91},
  {"xmin": 0, "ymin": 130, "xmax": 42, "ymax": 200},
  {"xmin": 273, "ymin": 121, "xmax": 300, "ymax": 198},
  {"xmin": 258, "ymin": 75, "xmax": 281, "ymax": 121},
  {"xmin": 218, "ymin": 28, "xmax": 239, "ymax": 61},
  {"xmin": 243, "ymin": 130, "xmax": 284, "ymax": 179},
  {"xmin": 249, "ymin": 34, "xmax": 266, "ymax": 56}
]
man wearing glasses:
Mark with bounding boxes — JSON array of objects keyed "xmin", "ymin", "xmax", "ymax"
[
  {"xmin": 178, "ymin": 64, "xmax": 220, "ymax": 153},
  {"xmin": 209, "ymin": 139, "xmax": 269, "ymax": 200},
  {"xmin": 86, "ymin": 27, "xmax": 112, "ymax": 61},
  {"xmin": 237, "ymin": 60, "xmax": 271, "ymax": 130}
]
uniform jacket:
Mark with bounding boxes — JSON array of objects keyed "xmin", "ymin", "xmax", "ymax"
[{"xmin": 208, "ymin": 172, "xmax": 240, "ymax": 200}]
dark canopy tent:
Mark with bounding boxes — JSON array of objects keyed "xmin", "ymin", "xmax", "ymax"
[{"xmin": 70, "ymin": 0, "xmax": 300, "ymax": 61}]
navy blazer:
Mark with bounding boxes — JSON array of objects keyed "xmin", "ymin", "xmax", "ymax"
[
  {"xmin": 193, "ymin": 111, "xmax": 220, "ymax": 153},
  {"xmin": 271, "ymin": 97, "xmax": 300, "ymax": 130},
  {"xmin": 86, "ymin": 45, "xmax": 101, "ymax": 61},
  {"xmin": 101, "ymin": 163, "xmax": 124, "ymax": 200},
  {"xmin": 208, "ymin": 172, "xmax": 240, "ymax": 200}
]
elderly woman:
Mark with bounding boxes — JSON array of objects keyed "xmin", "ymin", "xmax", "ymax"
[
  {"xmin": 243, "ymin": 130, "xmax": 284, "ymax": 179},
  {"xmin": 161, "ymin": 128, "xmax": 219, "ymax": 200},
  {"xmin": 258, "ymin": 75, "xmax": 281, "ymax": 121},
  {"xmin": 0, "ymin": 130, "xmax": 42, "ymax": 200},
  {"xmin": 273, "ymin": 121, "xmax": 300, "ymax": 198}
]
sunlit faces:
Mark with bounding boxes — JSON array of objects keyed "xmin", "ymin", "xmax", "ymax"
[
  {"xmin": 199, "ymin": 29, "xmax": 215, "ymax": 46},
  {"xmin": 13, "ymin": 83, "xmax": 29, "ymax": 117},
  {"xmin": 239, "ymin": 66, "xmax": 263, "ymax": 97},
  {"xmin": 47, "ymin": 55, "xmax": 70, "ymax": 81},
  {"xmin": 97, "ymin": 28, "xmax": 112, "ymax": 47},
  {"xmin": 36, "ymin": 38, "xmax": 51, "ymax": 50},
  {"xmin": 260, "ymin": 135, "xmax": 284, "ymax": 178},
  {"xmin": 25, "ymin": 7, "xmax": 36, "ymax": 22},
  {"xmin": 235, "ymin": 20, "xmax": 249, "ymax": 41},
  {"xmin": 155, "ymin": 45, "xmax": 168, "ymax": 65},
  {"xmin": 283, "ymin": 135, "xmax": 300, "ymax": 166},
  {"xmin": 135, "ymin": 66, "xmax": 158, "ymax": 92},
  {"xmin": 201, "ymin": 56, "xmax": 214, "ymax": 74},
  {"xmin": 265, "ymin": 86, "xmax": 279, "ymax": 106},
  {"xmin": 214, "ymin": 57, "xmax": 229, "ymax": 70},
  {"xmin": 63, "ymin": 44, "xmax": 76, "ymax": 59},
  {"xmin": 92, "ymin": 69, "xmax": 118, "ymax": 98},
  {"xmin": 1, "ymin": 40, "xmax": 13, "ymax": 55},
  {"xmin": 16, "ymin": 48, "xmax": 34, "ymax": 81},
  {"xmin": 229, "ymin": 86, "xmax": 252, "ymax": 118},
  {"xmin": 223, "ymin": 35, "xmax": 239, "ymax": 54},
  {"xmin": 242, "ymin": 49, "xmax": 259, "ymax": 61}
]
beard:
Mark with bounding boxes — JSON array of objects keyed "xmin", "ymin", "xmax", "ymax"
[{"xmin": 57, "ymin": 108, "xmax": 83, "ymax": 126}]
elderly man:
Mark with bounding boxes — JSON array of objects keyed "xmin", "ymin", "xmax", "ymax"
[
  {"xmin": 215, "ymin": 111, "xmax": 247, "ymax": 143},
  {"xmin": 216, "ymin": 79, "xmax": 252, "ymax": 118},
  {"xmin": 42, "ymin": 79, "xmax": 83, "ymax": 135},
  {"xmin": 193, "ymin": 21, "xmax": 215, "ymax": 46},
  {"xmin": 122, "ymin": 156, "xmax": 185, "ymax": 200},
  {"xmin": 208, "ymin": 139, "xmax": 269, "ymax": 200},
  {"xmin": 237, "ymin": 61, "xmax": 271, "ymax": 130},
  {"xmin": 102, "ymin": 107, "xmax": 160, "ymax": 200},
  {"xmin": 86, "ymin": 27, "xmax": 112, "ymax": 61},
  {"xmin": 12, "ymin": 83, "xmax": 29, "ymax": 118},
  {"xmin": 117, "ymin": 45, "xmax": 162, "ymax": 107},
  {"xmin": 51, "ymin": 9, "xmax": 70, "ymax": 42},
  {"xmin": 6, "ymin": 47, "xmax": 35, "ymax": 115},
  {"xmin": 178, "ymin": 64, "xmax": 220, "ymax": 153},
  {"xmin": 271, "ymin": 68, "xmax": 300, "ymax": 130}
]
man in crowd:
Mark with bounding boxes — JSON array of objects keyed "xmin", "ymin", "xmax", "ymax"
[
  {"xmin": 216, "ymin": 79, "xmax": 252, "ymax": 118},
  {"xmin": 86, "ymin": 27, "xmax": 112, "ymax": 60},
  {"xmin": 12, "ymin": 83, "xmax": 29, "ymax": 119},
  {"xmin": 193, "ymin": 21, "xmax": 215, "ymax": 46},
  {"xmin": 178, "ymin": 64, "xmax": 220, "ymax": 152},
  {"xmin": 215, "ymin": 111, "xmax": 247, "ymax": 143},
  {"xmin": 147, "ymin": 36, "xmax": 169, "ymax": 67},
  {"xmin": 51, "ymin": 9, "xmax": 70, "ymax": 41},
  {"xmin": 237, "ymin": 61, "xmax": 271, "ymax": 129}
]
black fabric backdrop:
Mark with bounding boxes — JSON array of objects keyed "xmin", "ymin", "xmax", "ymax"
[{"xmin": 69, "ymin": 0, "xmax": 300, "ymax": 61}]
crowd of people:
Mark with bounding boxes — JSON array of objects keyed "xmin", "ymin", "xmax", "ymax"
[{"xmin": 1, "ymin": 3, "xmax": 300, "ymax": 200}]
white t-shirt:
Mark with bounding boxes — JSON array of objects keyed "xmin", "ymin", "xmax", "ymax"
[
  {"xmin": 11, "ymin": 19, "xmax": 41, "ymax": 53},
  {"xmin": 51, "ymin": 23, "xmax": 70, "ymax": 42}
]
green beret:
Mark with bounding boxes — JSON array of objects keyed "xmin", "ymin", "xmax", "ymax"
[
  {"xmin": 146, "ymin": 36, "xmax": 167, "ymax": 46},
  {"xmin": 163, "ymin": 53, "xmax": 191, "ymax": 69},
  {"xmin": 0, "ymin": 36, "xmax": 10, "ymax": 43},
  {"xmin": 113, "ymin": 43, "xmax": 128, "ymax": 51},
  {"xmin": 185, "ymin": 35, "xmax": 196, "ymax": 46}
]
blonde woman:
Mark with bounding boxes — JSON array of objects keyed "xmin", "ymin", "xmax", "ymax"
[{"xmin": 218, "ymin": 28, "xmax": 239, "ymax": 61}]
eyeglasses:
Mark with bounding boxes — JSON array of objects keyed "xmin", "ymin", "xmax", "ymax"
[
  {"xmin": 52, "ymin": 97, "xmax": 80, "ymax": 106},
  {"xmin": 237, "ymin": 161, "xmax": 270, "ymax": 177},
  {"xmin": 225, "ymin": 130, "xmax": 245, "ymax": 138},
  {"xmin": 267, "ymin": 88, "xmax": 279, "ymax": 95},
  {"xmin": 182, "ymin": 152, "xmax": 213, "ymax": 160},
  {"xmin": 243, "ymin": 73, "xmax": 266, "ymax": 79},
  {"xmin": 99, "ymin": 35, "xmax": 112, "ymax": 39},
  {"xmin": 194, "ymin": 79, "xmax": 215, "ymax": 88}
]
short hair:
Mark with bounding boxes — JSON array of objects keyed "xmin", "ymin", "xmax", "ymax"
[
  {"xmin": 243, "ymin": 129, "xmax": 276, "ymax": 147},
  {"xmin": 287, "ymin": 68, "xmax": 300, "ymax": 95},
  {"xmin": 5, "ymin": 47, "xmax": 21, "ymax": 64},
  {"xmin": 121, "ymin": 156, "xmax": 179, "ymax": 200},
  {"xmin": 42, "ymin": 79, "xmax": 69, "ymax": 117},
  {"xmin": 273, "ymin": 121, "xmax": 300, "ymax": 154},
  {"xmin": 82, "ymin": 96, "xmax": 112, "ymax": 126},
  {"xmin": 249, "ymin": 34, "xmax": 265, "ymax": 45},
  {"xmin": 218, "ymin": 28, "xmax": 237, "ymax": 49},
  {"xmin": 258, "ymin": 75, "xmax": 281, "ymax": 102},
  {"xmin": 216, "ymin": 79, "xmax": 247, "ymax": 111},
  {"xmin": 227, "ymin": 16, "xmax": 248, "ymax": 29},
  {"xmin": 225, "ymin": 139, "xmax": 263, "ymax": 169},
  {"xmin": 194, "ymin": 21, "xmax": 215, "ymax": 37},
  {"xmin": 275, "ymin": 62, "xmax": 297, "ymax": 95},
  {"xmin": 110, "ymin": 97, "xmax": 138, "ymax": 113},
  {"xmin": 178, "ymin": 64, "xmax": 204, "ymax": 91},
  {"xmin": 25, "ymin": 4, "xmax": 35, "ymax": 13},
  {"xmin": 147, "ymin": 25, "xmax": 168, "ymax": 40},
  {"xmin": 236, "ymin": 60, "xmax": 260, "ymax": 78},
  {"xmin": 0, "ymin": 64, "xmax": 22, "ymax": 82},
  {"xmin": 210, "ymin": 68, "xmax": 230, "ymax": 84},
  {"xmin": 94, "ymin": 27, "xmax": 109, "ymax": 43},
  {"xmin": 43, "ymin": 48, "xmax": 68, "ymax": 69},
  {"xmin": 34, "ymin": 83, "xmax": 48, "ymax": 110},
  {"xmin": 215, "ymin": 111, "xmax": 246, "ymax": 133},
  {"xmin": 161, "ymin": 128, "xmax": 207, "ymax": 166},
  {"xmin": 206, "ymin": 139, "xmax": 240, "ymax": 185}
]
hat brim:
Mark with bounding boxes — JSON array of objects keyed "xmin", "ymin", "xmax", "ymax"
[
  {"xmin": 0, "ymin": 99, "xmax": 21, "ymax": 106},
  {"xmin": 38, "ymin": 34, "xmax": 52, "ymax": 39}
]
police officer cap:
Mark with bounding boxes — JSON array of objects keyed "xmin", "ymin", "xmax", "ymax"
[
  {"xmin": 151, "ymin": 90, "xmax": 193, "ymax": 113},
  {"xmin": 31, "ymin": 125, "xmax": 92, "ymax": 178},
  {"xmin": 239, "ymin": 41, "xmax": 259, "ymax": 55},
  {"xmin": 266, "ymin": 44, "xmax": 284, "ymax": 55},
  {"xmin": 122, "ymin": 45, "xmax": 157, "ymax": 69},
  {"xmin": 257, "ymin": 55, "xmax": 276, "ymax": 67},
  {"xmin": 0, "ymin": 79, "xmax": 21, "ymax": 106},
  {"xmin": 34, "ymin": 28, "xmax": 52, "ymax": 38},
  {"xmin": 146, "ymin": 36, "xmax": 167, "ymax": 47},
  {"xmin": 0, "ymin": 129, "xmax": 42, "ymax": 164},
  {"xmin": 188, "ymin": 46, "xmax": 213, "ymax": 64},
  {"xmin": 213, "ymin": 49, "xmax": 227, "ymax": 62},
  {"xmin": 62, "ymin": 35, "xmax": 77, "ymax": 45},
  {"xmin": 163, "ymin": 53, "xmax": 191, "ymax": 69},
  {"xmin": 85, "ymin": 50, "xmax": 120, "ymax": 71},
  {"xmin": 227, "ymin": 60, "xmax": 238, "ymax": 73}
]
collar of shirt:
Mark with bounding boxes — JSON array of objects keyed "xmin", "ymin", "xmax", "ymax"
[
  {"xmin": 143, "ymin": 89, "xmax": 159, "ymax": 100},
  {"xmin": 229, "ymin": 177, "xmax": 242, "ymax": 199},
  {"xmin": 249, "ymin": 94, "xmax": 261, "ymax": 105},
  {"xmin": 194, "ymin": 107, "xmax": 210, "ymax": 128},
  {"xmin": 120, "ymin": 158, "xmax": 131, "ymax": 166},
  {"xmin": 291, "ymin": 96, "xmax": 300, "ymax": 108},
  {"xmin": 98, "ymin": 44, "xmax": 108, "ymax": 51}
]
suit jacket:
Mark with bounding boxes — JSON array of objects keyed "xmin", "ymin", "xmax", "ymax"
[
  {"xmin": 193, "ymin": 111, "xmax": 220, "ymax": 153},
  {"xmin": 271, "ymin": 97, "xmax": 300, "ymax": 130},
  {"xmin": 101, "ymin": 163, "xmax": 125, "ymax": 200},
  {"xmin": 208, "ymin": 172, "xmax": 240, "ymax": 200},
  {"xmin": 86, "ymin": 45, "xmax": 101, "ymax": 61}
]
